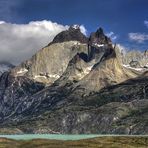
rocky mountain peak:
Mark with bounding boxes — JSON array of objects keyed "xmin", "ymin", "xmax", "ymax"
[
  {"xmin": 96, "ymin": 27, "xmax": 104, "ymax": 35},
  {"xmin": 50, "ymin": 25, "xmax": 88, "ymax": 45},
  {"xmin": 87, "ymin": 27, "xmax": 114, "ymax": 61},
  {"xmin": 89, "ymin": 27, "xmax": 112, "ymax": 46},
  {"xmin": 69, "ymin": 24, "xmax": 81, "ymax": 31}
]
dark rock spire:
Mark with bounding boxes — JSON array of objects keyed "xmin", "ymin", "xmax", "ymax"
[{"xmin": 50, "ymin": 25, "xmax": 88, "ymax": 45}]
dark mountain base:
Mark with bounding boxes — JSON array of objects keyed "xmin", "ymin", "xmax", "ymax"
[{"xmin": 0, "ymin": 76, "xmax": 148, "ymax": 135}]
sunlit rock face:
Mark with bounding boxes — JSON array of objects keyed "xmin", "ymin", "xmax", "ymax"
[
  {"xmin": 11, "ymin": 41, "xmax": 88, "ymax": 84},
  {"xmin": 10, "ymin": 25, "xmax": 88, "ymax": 85}
]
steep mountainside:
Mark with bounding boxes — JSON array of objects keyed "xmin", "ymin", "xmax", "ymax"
[
  {"xmin": 0, "ymin": 26, "xmax": 147, "ymax": 135},
  {"xmin": 11, "ymin": 26, "xmax": 88, "ymax": 85}
]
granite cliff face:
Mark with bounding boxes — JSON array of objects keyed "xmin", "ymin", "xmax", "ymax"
[
  {"xmin": 0, "ymin": 26, "xmax": 147, "ymax": 134},
  {"xmin": 11, "ymin": 26, "xmax": 88, "ymax": 85}
]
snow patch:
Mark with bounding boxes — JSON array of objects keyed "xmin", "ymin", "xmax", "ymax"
[
  {"xmin": 94, "ymin": 43, "xmax": 104, "ymax": 47},
  {"xmin": 83, "ymin": 66, "xmax": 93, "ymax": 74},
  {"xmin": 17, "ymin": 68, "xmax": 28, "ymax": 74},
  {"xmin": 123, "ymin": 64, "xmax": 144, "ymax": 71},
  {"xmin": 34, "ymin": 74, "xmax": 60, "ymax": 80},
  {"xmin": 34, "ymin": 75, "xmax": 47, "ymax": 79},
  {"xmin": 71, "ymin": 24, "xmax": 80, "ymax": 30},
  {"xmin": 113, "ymin": 117, "xmax": 119, "ymax": 121},
  {"xmin": 48, "ymin": 74, "xmax": 60, "ymax": 79},
  {"xmin": 73, "ymin": 41, "xmax": 81, "ymax": 45}
]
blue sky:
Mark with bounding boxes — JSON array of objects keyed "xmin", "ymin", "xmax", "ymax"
[
  {"xmin": 0, "ymin": 0, "xmax": 148, "ymax": 64},
  {"xmin": 0, "ymin": 0, "xmax": 148, "ymax": 48}
]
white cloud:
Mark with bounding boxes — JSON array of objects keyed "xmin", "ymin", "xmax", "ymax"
[
  {"xmin": 116, "ymin": 44, "xmax": 127, "ymax": 55},
  {"xmin": 71, "ymin": 24, "xmax": 87, "ymax": 35},
  {"xmin": 0, "ymin": 20, "xmax": 68, "ymax": 64},
  {"xmin": 129, "ymin": 21, "xmax": 148, "ymax": 43},
  {"xmin": 0, "ymin": 21, "xmax": 5, "ymax": 24},
  {"xmin": 144, "ymin": 20, "xmax": 148, "ymax": 28},
  {"xmin": 79, "ymin": 25, "xmax": 87, "ymax": 35},
  {"xmin": 128, "ymin": 33, "xmax": 148, "ymax": 43},
  {"xmin": 106, "ymin": 31, "xmax": 117, "ymax": 41}
]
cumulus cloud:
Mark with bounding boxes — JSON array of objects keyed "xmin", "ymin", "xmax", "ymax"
[
  {"xmin": 144, "ymin": 20, "xmax": 148, "ymax": 28},
  {"xmin": 71, "ymin": 24, "xmax": 87, "ymax": 35},
  {"xmin": 128, "ymin": 21, "xmax": 148, "ymax": 43},
  {"xmin": 79, "ymin": 25, "xmax": 87, "ymax": 35},
  {"xmin": 116, "ymin": 44, "xmax": 127, "ymax": 55},
  {"xmin": 0, "ymin": 20, "xmax": 68, "ymax": 64},
  {"xmin": 106, "ymin": 31, "xmax": 117, "ymax": 41},
  {"xmin": 128, "ymin": 33, "xmax": 148, "ymax": 43},
  {"xmin": 0, "ymin": 21, "xmax": 88, "ymax": 65}
]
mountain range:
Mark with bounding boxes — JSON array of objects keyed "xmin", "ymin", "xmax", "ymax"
[{"xmin": 0, "ymin": 25, "xmax": 147, "ymax": 135}]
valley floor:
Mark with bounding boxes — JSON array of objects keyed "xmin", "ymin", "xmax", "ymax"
[{"xmin": 0, "ymin": 136, "xmax": 148, "ymax": 148}]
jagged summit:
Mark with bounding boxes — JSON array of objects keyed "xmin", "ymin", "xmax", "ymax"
[
  {"xmin": 50, "ymin": 26, "xmax": 111, "ymax": 46},
  {"xmin": 69, "ymin": 24, "xmax": 80, "ymax": 30},
  {"xmin": 89, "ymin": 27, "xmax": 112, "ymax": 46},
  {"xmin": 87, "ymin": 27, "xmax": 115, "ymax": 61},
  {"xmin": 69, "ymin": 24, "xmax": 81, "ymax": 30},
  {"xmin": 50, "ymin": 25, "xmax": 88, "ymax": 45}
]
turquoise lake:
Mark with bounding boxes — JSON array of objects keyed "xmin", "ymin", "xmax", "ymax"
[
  {"xmin": 0, "ymin": 134, "xmax": 100, "ymax": 140},
  {"xmin": 0, "ymin": 134, "xmax": 147, "ymax": 141}
]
